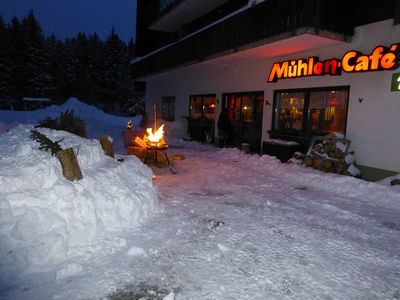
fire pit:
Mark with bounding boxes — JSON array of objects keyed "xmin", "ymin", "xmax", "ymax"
[{"xmin": 133, "ymin": 107, "xmax": 174, "ymax": 174}]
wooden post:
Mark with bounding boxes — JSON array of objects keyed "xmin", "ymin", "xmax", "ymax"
[
  {"xmin": 57, "ymin": 148, "xmax": 83, "ymax": 181},
  {"xmin": 99, "ymin": 135, "xmax": 115, "ymax": 158},
  {"xmin": 153, "ymin": 103, "xmax": 157, "ymax": 132}
]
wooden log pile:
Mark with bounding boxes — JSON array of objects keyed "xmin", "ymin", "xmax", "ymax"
[{"xmin": 291, "ymin": 133, "xmax": 360, "ymax": 177}]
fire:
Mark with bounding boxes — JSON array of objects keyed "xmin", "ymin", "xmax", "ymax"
[
  {"xmin": 134, "ymin": 124, "xmax": 166, "ymax": 148},
  {"xmin": 146, "ymin": 124, "xmax": 165, "ymax": 143}
]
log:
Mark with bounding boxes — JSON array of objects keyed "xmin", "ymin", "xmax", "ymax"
[
  {"xmin": 320, "ymin": 159, "xmax": 335, "ymax": 172},
  {"xmin": 127, "ymin": 146, "xmax": 148, "ymax": 159},
  {"xmin": 303, "ymin": 156, "xmax": 314, "ymax": 167},
  {"xmin": 122, "ymin": 129, "xmax": 146, "ymax": 147},
  {"xmin": 57, "ymin": 148, "xmax": 83, "ymax": 181},
  {"xmin": 99, "ymin": 135, "xmax": 114, "ymax": 158},
  {"xmin": 312, "ymin": 157, "xmax": 321, "ymax": 169},
  {"xmin": 390, "ymin": 179, "xmax": 400, "ymax": 186}
]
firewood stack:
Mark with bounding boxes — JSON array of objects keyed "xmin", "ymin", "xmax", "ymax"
[{"xmin": 290, "ymin": 133, "xmax": 361, "ymax": 177}]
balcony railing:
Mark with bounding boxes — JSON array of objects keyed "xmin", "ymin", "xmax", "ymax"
[
  {"xmin": 140, "ymin": 0, "xmax": 182, "ymax": 25},
  {"xmin": 133, "ymin": 0, "xmax": 356, "ymax": 79}
]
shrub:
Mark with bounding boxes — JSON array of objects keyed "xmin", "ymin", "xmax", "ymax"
[{"xmin": 36, "ymin": 110, "xmax": 87, "ymax": 138}]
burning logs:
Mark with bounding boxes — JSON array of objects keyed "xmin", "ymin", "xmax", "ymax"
[{"xmin": 127, "ymin": 122, "xmax": 175, "ymax": 171}]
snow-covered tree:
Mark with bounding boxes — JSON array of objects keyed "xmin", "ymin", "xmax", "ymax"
[
  {"xmin": 0, "ymin": 16, "xmax": 11, "ymax": 98},
  {"xmin": 7, "ymin": 16, "xmax": 26, "ymax": 99},
  {"xmin": 86, "ymin": 33, "xmax": 105, "ymax": 101},
  {"xmin": 47, "ymin": 34, "xmax": 76, "ymax": 100},
  {"xmin": 99, "ymin": 28, "xmax": 133, "ymax": 110},
  {"xmin": 21, "ymin": 11, "xmax": 54, "ymax": 97}
]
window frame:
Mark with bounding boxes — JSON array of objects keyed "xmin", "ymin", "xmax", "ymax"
[
  {"xmin": 272, "ymin": 85, "xmax": 350, "ymax": 138},
  {"xmin": 161, "ymin": 96, "xmax": 175, "ymax": 121},
  {"xmin": 189, "ymin": 94, "xmax": 216, "ymax": 120}
]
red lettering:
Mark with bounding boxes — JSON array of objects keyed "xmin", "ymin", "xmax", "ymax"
[{"xmin": 267, "ymin": 62, "xmax": 288, "ymax": 82}]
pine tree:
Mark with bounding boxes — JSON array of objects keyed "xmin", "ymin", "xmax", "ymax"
[
  {"xmin": 21, "ymin": 11, "xmax": 54, "ymax": 97},
  {"xmin": 101, "ymin": 28, "xmax": 133, "ymax": 112},
  {"xmin": 62, "ymin": 38, "xmax": 78, "ymax": 98},
  {"xmin": 0, "ymin": 16, "xmax": 11, "ymax": 99},
  {"xmin": 8, "ymin": 16, "xmax": 26, "ymax": 99},
  {"xmin": 74, "ymin": 32, "xmax": 91, "ymax": 101},
  {"xmin": 47, "ymin": 34, "xmax": 70, "ymax": 100},
  {"xmin": 86, "ymin": 33, "xmax": 105, "ymax": 101}
]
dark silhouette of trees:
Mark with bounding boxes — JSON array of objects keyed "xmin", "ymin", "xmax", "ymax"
[
  {"xmin": 0, "ymin": 11, "xmax": 138, "ymax": 114},
  {"xmin": 0, "ymin": 16, "xmax": 11, "ymax": 98},
  {"xmin": 21, "ymin": 11, "xmax": 54, "ymax": 97}
]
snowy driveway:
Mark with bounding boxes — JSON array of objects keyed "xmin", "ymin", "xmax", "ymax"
[
  {"xmin": 4, "ymin": 140, "xmax": 400, "ymax": 300},
  {"xmin": 106, "ymin": 141, "xmax": 400, "ymax": 299}
]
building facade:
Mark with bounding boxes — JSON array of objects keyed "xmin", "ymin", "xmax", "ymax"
[{"xmin": 133, "ymin": 0, "xmax": 400, "ymax": 179}]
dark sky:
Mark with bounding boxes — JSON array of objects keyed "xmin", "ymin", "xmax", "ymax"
[{"xmin": 0, "ymin": 0, "xmax": 137, "ymax": 42}]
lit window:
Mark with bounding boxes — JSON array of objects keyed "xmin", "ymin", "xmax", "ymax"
[{"xmin": 273, "ymin": 86, "xmax": 349, "ymax": 137}]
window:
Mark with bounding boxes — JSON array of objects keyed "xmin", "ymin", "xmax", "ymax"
[
  {"xmin": 189, "ymin": 94, "xmax": 216, "ymax": 121},
  {"xmin": 272, "ymin": 86, "xmax": 349, "ymax": 137},
  {"xmin": 162, "ymin": 96, "xmax": 175, "ymax": 121},
  {"xmin": 188, "ymin": 94, "xmax": 216, "ymax": 142},
  {"xmin": 274, "ymin": 92, "xmax": 305, "ymax": 135},
  {"xmin": 308, "ymin": 90, "xmax": 349, "ymax": 135}
]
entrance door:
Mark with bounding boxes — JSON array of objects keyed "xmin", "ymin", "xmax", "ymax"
[
  {"xmin": 222, "ymin": 91, "xmax": 264, "ymax": 152},
  {"xmin": 188, "ymin": 94, "xmax": 216, "ymax": 143}
]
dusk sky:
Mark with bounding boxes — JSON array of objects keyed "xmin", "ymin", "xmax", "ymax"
[{"xmin": 0, "ymin": 0, "xmax": 137, "ymax": 42}]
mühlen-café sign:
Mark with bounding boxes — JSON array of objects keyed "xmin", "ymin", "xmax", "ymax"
[{"xmin": 267, "ymin": 43, "xmax": 400, "ymax": 82}]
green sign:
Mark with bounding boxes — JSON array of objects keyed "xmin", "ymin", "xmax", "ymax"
[{"xmin": 391, "ymin": 73, "xmax": 400, "ymax": 91}]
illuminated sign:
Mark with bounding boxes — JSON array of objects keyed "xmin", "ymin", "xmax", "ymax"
[
  {"xmin": 267, "ymin": 43, "xmax": 400, "ymax": 82},
  {"xmin": 391, "ymin": 73, "xmax": 400, "ymax": 92}
]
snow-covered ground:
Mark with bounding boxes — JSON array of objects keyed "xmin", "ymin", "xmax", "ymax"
[
  {"xmin": 1, "ymin": 99, "xmax": 399, "ymax": 299},
  {"xmin": 0, "ymin": 98, "xmax": 140, "ymax": 153}
]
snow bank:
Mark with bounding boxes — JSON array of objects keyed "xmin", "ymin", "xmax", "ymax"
[
  {"xmin": 218, "ymin": 147, "xmax": 400, "ymax": 207},
  {"xmin": 0, "ymin": 97, "xmax": 140, "ymax": 153},
  {"xmin": 0, "ymin": 125, "xmax": 158, "ymax": 270},
  {"xmin": 377, "ymin": 173, "xmax": 400, "ymax": 191}
]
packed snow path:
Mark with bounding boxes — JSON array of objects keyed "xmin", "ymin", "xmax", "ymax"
[
  {"xmin": 117, "ymin": 142, "xmax": 400, "ymax": 299},
  {"xmin": 2, "ymin": 140, "xmax": 400, "ymax": 299}
]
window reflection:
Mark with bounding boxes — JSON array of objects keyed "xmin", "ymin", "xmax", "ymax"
[
  {"xmin": 274, "ymin": 92, "xmax": 305, "ymax": 134},
  {"xmin": 308, "ymin": 90, "xmax": 348, "ymax": 134},
  {"xmin": 273, "ymin": 87, "xmax": 349, "ymax": 137}
]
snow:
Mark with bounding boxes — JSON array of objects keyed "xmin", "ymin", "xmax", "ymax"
[
  {"xmin": 268, "ymin": 138, "xmax": 299, "ymax": 146},
  {"xmin": 0, "ymin": 125, "xmax": 158, "ymax": 273},
  {"xmin": 1, "ymin": 98, "xmax": 400, "ymax": 299},
  {"xmin": 0, "ymin": 97, "xmax": 140, "ymax": 153},
  {"xmin": 377, "ymin": 173, "xmax": 400, "ymax": 191}
]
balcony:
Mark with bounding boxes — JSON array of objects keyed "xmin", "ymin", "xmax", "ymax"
[
  {"xmin": 132, "ymin": 0, "xmax": 356, "ymax": 79},
  {"xmin": 144, "ymin": 0, "xmax": 232, "ymax": 32}
]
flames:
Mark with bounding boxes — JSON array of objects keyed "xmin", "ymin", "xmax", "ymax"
[
  {"xmin": 146, "ymin": 124, "xmax": 165, "ymax": 144},
  {"xmin": 134, "ymin": 124, "xmax": 166, "ymax": 148}
]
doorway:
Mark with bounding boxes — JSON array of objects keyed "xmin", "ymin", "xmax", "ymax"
[{"xmin": 222, "ymin": 91, "xmax": 264, "ymax": 152}]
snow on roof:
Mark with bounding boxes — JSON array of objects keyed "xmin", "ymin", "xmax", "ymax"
[{"xmin": 22, "ymin": 97, "xmax": 51, "ymax": 102}]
